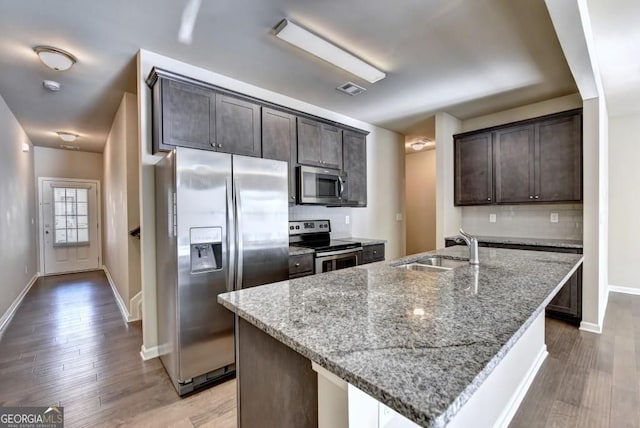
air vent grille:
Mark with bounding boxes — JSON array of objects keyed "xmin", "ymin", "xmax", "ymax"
[{"xmin": 337, "ymin": 82, "xmax": 366, "ymax": 96}]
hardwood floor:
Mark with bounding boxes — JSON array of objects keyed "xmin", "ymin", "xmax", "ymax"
[
  {"xmin": 1, "ymin": 271, "xmax": 638, "ymax": 427},
  {"xmin": 511, "ymin": 292, "xmax": 639, "ymax": 428},
  {"xmin": 0, "ymin": 270, "xmax": 235, "ymax": 428}
]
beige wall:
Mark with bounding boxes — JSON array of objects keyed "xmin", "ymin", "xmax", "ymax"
[
  {"xmin": 137, "ymin": 49, "xmax": 406, "ymax": 356},
  {"xmin": 103, "ymin": 92, "xmax": 140, "ymax": 316},
  {"xmin": 435, "ymin": 112, "xmax": 462, "ymax": 248},
  {"xmin": 0, "ymin": 94, "xmax": 38, "ymax": 323},
  {"xmin": 34, "ymin": 146, "xmax": 103, "ymax": 181},
  {"xmin": 608, "ymin": 112, "xmax": 639, "ymax": 289},
  {"xmin": 405, "ymin": 149, "xmax": 436, "ymax": 254}
]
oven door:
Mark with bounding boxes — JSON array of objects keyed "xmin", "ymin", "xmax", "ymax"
[
  {"xmin": 315, "ymin": 248, "xmax": 363, "ymax": 273},
  {"xmin": 298, "ymin": 165, "xmax": 347, "ymax": 205}
]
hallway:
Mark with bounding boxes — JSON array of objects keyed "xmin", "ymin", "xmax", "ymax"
[{"xmin": 0, "ymin": 271, "xmax": 235, "ymax": 427}]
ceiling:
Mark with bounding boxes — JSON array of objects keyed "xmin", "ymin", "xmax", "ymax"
[{"xmin": 0, "ymin": 0, "xmax": 577, "ymax": 152}]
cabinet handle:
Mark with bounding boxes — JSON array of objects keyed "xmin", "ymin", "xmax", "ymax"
[
  {"xmin": 294, "ymin": 263, "xmax": 300, "ymax": 267},
  {"xmin": 373, "ymin": 250, "xmax": 377, "ymax": 255},
  {"xmin": 291, "ymin": 196, "xmax": 295, "ymax": 200},
  {"xmin": 487, "ymin": 197, "xmax": 491, "ymax": 201},
  {"xmin": 210, "ymin": 142, "xmax": 215, "ymax": 147},
  {"xmin": 218, "ymin": 144, "xmax": 223, "ymax": 148},
  {"xmin": 535, "ymin": 195, "xmax": 539, "ymax": 199},
  {"xmin": 529, "ymin": 196, "xmax": 533, "ymax": 199}
]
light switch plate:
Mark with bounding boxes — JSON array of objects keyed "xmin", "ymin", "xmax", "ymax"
[
  {"xmin": 550, "ymin": 212, "xmax": 559, "ymax": 223},
  {"xmin": 489, "ymin": 213, "xmax": 497, "ymax": 223},
  {"xmin": 345, "ymin": 215, "xmax": 350, "ymax": 225}
]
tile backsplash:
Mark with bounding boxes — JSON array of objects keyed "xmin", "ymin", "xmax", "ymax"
[
  {"xmin": 461, "ymin": 204, "xmax": 583, "ymax": 240},
  {"xmin": 289, "ymin": 205, "xmax": 352, "ymax": 238}
]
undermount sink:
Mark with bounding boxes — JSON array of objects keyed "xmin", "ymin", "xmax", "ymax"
[{"xmin": 396, "ymin": 256, "xmax": 468, "ymax": 272}]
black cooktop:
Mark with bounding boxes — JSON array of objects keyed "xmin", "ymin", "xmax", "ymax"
[{"xmin": 295, "ymin": 238, "xmax": 361, "ymax": 253}]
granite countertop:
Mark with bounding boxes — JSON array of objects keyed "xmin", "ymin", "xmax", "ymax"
[
  {"xmin": 445, "ymin": 234, "xmax": 583, "ymax": 249},
  {"xmin": 219, "ymin": 246, "xmax": 583, "ymax": 427},
  {"xmin": 343, "ymin": 237, "xmax": 387, "ymax": 246},
  {"xmin": 289, "ymin": 245, "xmax": 315, "ymax": 256}
]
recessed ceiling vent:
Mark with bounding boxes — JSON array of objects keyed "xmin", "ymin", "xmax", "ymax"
[{"xmin": 337, "ymin": 82, "xmax": 366, "ymax": 96}]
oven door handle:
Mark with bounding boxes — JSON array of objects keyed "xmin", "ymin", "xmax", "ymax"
[{"xmin": 316, "ymin": 247, "xmax": 363, "ymax": 257}]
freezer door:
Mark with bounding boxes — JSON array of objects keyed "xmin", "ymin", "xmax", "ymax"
[
  {"xmin": 233, "ymin": 155, "xmax": 289, "ymax": 289},
  {"xmin": 175, "ymin": 147, "xmax": 235, "ymax": 383}
]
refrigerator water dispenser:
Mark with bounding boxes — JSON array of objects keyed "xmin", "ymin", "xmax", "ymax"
[{"xmin": 189, "ymin": 227, "xmax": 222, "ymax": 274}]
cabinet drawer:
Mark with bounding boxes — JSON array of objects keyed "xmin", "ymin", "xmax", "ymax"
[
  {"xmin": 289, "ymin": 254, "xmax": 314, "ymax": 277},
  {"xmin": 362, "ymin": 244, "xmax": 385, "ymax": 264}
]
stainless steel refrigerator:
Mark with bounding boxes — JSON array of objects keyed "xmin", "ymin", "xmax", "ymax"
[{"xmin": 155, "ymin": 146, "xmax": 289, "ymax": 395}]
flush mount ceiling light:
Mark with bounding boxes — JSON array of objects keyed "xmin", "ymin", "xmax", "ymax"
[
  {"xmin": 411, "ymin": 142, "xmax": 426, "ymax": 151},
  {"xmin": 43, "ymin": 80, "xmax": 61, "ymax": 92},
  {"xmin": 34, "ymin": 46, "xmax": 77, "ymax": 71},
  {"xmin": 57, "ymin": 131, "xmax": 78, "ymax": 142},
  {"xmin": 274, "ymin": 19, "xmax": 386, "ymax": 84}
]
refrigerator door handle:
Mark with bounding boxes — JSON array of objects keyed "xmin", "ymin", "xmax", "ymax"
[
  {"xmin": 226, "ymin": 179, "xmax": 235, "ymax": 292},
  {"xmin": 234, "ymin": 180, "xmax": 244, "ymax": 290}
]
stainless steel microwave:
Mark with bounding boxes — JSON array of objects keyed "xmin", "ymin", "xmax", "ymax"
[{"xmin": 297, "ymin": 165, "xmax": 347, "ymax": 205}]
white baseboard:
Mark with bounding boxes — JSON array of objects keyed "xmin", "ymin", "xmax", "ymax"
[
  {"xmin": 102, "ymin": 265, "xmax": 137, "ymax": 323},
  {"xmin": 579, "ymin": 321, "xmax": 602, "ymax": 334},
  {"xmin": 140, "ymin": 344, "xmax": 160, "ymax": 361},
  {"xmin": 609, "ymin": 285, "xmax": 640, "ymax": 296},
  {"xmin": 495, "ymin": 345, "xmax": 548, "ymax": 428},
  {"xmin": 0, "ymin": 273, "xmax": 39, "ymax": 333}
]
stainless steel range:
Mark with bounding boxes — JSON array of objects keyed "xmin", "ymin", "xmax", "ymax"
[{"xmin": 289, "ymin": 220, "xmax": 362, "ymax": 273}]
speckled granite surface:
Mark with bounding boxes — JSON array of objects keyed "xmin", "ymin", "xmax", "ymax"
[
  {"xmin": 445, "ymin": 234, "xmax": 583, "ymax": 249},
  {"xmin": 219, "ymin": 246, "xmax": 583, "ymax": 428},
  {"xmin": 343, "ymin": 237, "xmax": 387, "ymax": 246},
  {"xmin": 289, "ymin": 245, "xmax": 315, "ymax": 256}
]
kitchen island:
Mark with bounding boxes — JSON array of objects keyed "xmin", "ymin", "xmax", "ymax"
[{"xmin": 218, "ymin": 246, "xmax": 583, "ymax": 428}]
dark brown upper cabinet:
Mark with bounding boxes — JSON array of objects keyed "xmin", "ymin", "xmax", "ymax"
[
  {"xmin": 535, "ymin": 113, "xmax": 582, "ymax": 202},
  {"xmin": 342, "ymin": 131, "xmax": 367, "ymax": 207},
  {"xmin": 215, "ymin": 94, "xmax": 261, "ymax": 157},
  {"xmin": 455, "ymin": 132, "xmax": 493, "ymax": 205},
  {"xmin": 297, "ymin": 118, "xmax": 343, "ymax": 170},
  {"xmin": 494, "ymin": 124, "xmax": 535, "ymax": 203},
  {"xmin": 454, "ymin": 109, "xmax": 582, "ymax": 206},
  {"xmin": 159, "ymin": 78, "xmax": 216, "ymax": 151},
  {"xmin": 262, "ymin": 107, "xmax": 297, "ymax": 203}
]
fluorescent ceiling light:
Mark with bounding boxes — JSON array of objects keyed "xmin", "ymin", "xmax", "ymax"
[
  {"xmin": 57, "ymin": 131, "xmax": 78, "ymax": 142},
  {"xmin": 34, "ymin": 46, "xmax": 77, "ymax": 71},
  {"xmin": 274, "ymin": 19, "xmax": 386, "ymax": 84}
]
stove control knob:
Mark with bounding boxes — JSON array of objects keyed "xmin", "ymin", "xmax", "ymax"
[{"xmin": 296, "ymin": 226, "xmax": 300, "ymax": 230}]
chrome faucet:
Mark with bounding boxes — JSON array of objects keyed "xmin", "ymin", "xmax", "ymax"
[{"xmin": 457, "ymin": 229, "xmax": 480, "ymax": 265}]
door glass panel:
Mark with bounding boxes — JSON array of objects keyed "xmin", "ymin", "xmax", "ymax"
[{"xmin": 52, "ymin": 186, "xmax": 90, "ymax": 246}]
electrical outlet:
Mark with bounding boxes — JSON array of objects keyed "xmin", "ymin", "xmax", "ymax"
[
  {"xmin": 550, "ymin": 213, "xmax": 559, "ymax": 223},
  {"xmin": 345, "ymin": 215, "xmax": 350, "ymax": 225},
  {"xmin": 489, "ymin": 213, "xmax": 497, "ymax": 223}
]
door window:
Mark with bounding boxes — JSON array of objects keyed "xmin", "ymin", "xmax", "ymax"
[{"xmin": 53, "ymin": 187, "xmax": 89, "ymax": 246}]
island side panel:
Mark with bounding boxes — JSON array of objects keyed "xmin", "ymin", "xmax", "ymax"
[{"xmin": 238, "ymin": 318, "xmax": 318, "ymax": 428}]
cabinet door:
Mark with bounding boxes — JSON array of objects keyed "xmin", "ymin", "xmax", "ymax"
[
  {"xmin": 342, "ymin": 131, "xmax": 367, "ymax": 206},
  {"xmin": 547, "ymin": 265, "xmax": 582, "ymax": 320},
  {"xmin": 162, "ymin": 79, "xmax": 216, "ymax": 150},
  {"xmin": 320, "ymin": 124, "xmax": 343, "ymax": 170},
  {"xmin": 262, "ymin": 108, "xmax": 297, "ymax": 203},
  {"xmin": 455, "ymin": 132, "xmax": 493, "ymax": 205},
  {"xmin": 215, "ymin": 94, "xmax": 261, "ymax": 157},
  {"xmin": 494, "ymin": 124, "xmax": 535, "ymax": 203},
  {"xmin": 535, "ymin": 113, "xmax": 582, "ymax": 202},
  {"xmin": 297, "ymin": 118, "xmax": 323, "ymax": 167}
]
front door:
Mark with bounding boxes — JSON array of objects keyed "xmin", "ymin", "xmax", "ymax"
[{"xmin": 40, "ymin": 179, "xmax": 100, "ymax": 275}]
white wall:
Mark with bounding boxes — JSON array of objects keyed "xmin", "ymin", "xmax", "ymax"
[
  {"xmin": 608, "ymin": 112, "xmax": 640, "ymax": 289},
  {"xmin": 137, "ymin": 50, "xmax": 406, "ymax": 356},
  {"xmin": 0, "ymin": 94, "xmax": 38, "ymax": 321},
  {"xmin": 435, "ymin": 112, "xmax": 462, "ymax": 248},
  {"xmin": 34, "ymin": 147, "xmax": 103, "ymax": 181},
  {"xmin": 103, "ymin": 93, "xmax": 140, "ymax": 315},
  {"xmin": 405, "ymin": 149, "xmax": 436, "ymax": 254}
]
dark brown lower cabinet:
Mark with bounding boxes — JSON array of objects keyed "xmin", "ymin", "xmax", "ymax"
[{"xmin": 444, "ymin": 239, "xmax": 582, "ymax": 324}]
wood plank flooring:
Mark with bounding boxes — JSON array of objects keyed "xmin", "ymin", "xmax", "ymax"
[
  {"xmin": 0, "ymin": 271, "xmax": 235, "ymax": 427},
  {"xmin": 511, "ymin": 292, "xmax": 640, "ymax": 428},
  {"xmin": 1, "ymin": 271, "xmax": 638, "ymax": 427}
]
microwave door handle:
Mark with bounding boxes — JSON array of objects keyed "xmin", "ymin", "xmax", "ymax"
[{"xmin": 338, "ymin": 175, "xmax": 344, "ymax": 199}]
